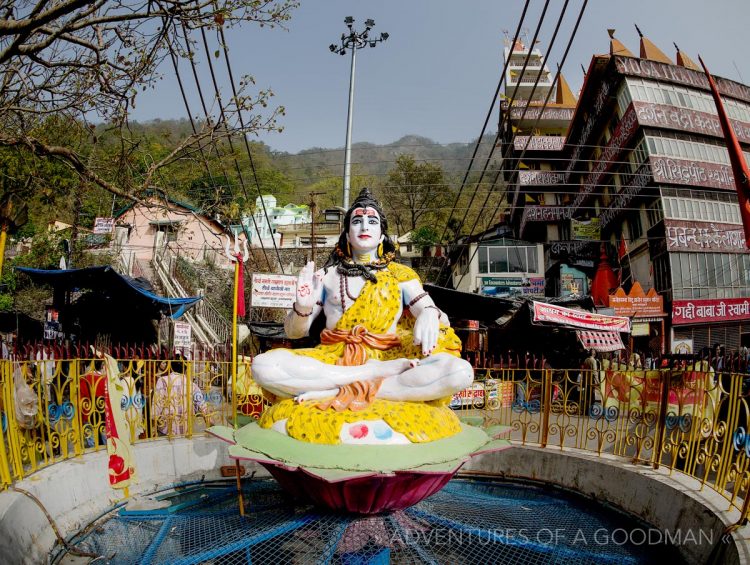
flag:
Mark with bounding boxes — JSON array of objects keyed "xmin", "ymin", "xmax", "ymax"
[
  {"xmin": 235, "ymin": 255, "xmax": 246, "ymax": 318},
  {"xmin": 700, "ymin": 57, "xmax": 750, "ymax": 249},
  {"xmin": 103, "ymin": 354, "xmax": 135, "ymax": 490},
  {"xmin": 618, "ymin": 234, "xmax": 628, "ymax": 262}
]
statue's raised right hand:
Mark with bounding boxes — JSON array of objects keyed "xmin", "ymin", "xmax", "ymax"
[{"xmin": 295, "ymin": 261, "xmax": 322, "ymax": 310}]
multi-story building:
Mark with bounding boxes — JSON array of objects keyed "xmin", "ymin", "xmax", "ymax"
[
  {"xmin": 507, "ymin": 30, "xmax": 750, "ymax": 354},
  {"xmin": 452, "ymin": 37, "xmax": 577, "ymax": 298}
]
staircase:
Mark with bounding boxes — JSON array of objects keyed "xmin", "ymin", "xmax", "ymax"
[
  {"xmin": 151, "ymin": 245, "xmax": 231, "ymax": 347},
  {"xmin": 114, "ymin": 233, "xmax": 231, "ymax": 349}
]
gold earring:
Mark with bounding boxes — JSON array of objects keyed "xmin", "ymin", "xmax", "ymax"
[
  {"xmin": 346, "ymin": 241, "xmax": 351, "ymax": 256},
  {"xmin": 378, "ymin": 242, "xmax": 383, "ymax": 257}
]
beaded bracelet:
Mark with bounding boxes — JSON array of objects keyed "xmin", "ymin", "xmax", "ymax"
[
  {"xmin": 407, "ymin": 292, "xmax": 429, "ymax": 308},
  {"xmin": 292, "ymin": 303, "xmax": 314, "ymax": 317}
]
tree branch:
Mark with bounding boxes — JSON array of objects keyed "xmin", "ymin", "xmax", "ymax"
[{"xmin": 0, "ymin": 134, "xmax": 141, "ymax": 203}]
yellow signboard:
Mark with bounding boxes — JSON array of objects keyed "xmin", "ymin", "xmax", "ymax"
[{"xmin": 572, "ymin": 218, "xmax": 601, "ymax": 241}]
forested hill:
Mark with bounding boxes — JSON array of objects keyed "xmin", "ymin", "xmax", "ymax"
[
  {"xmin": 272, "ymin": 134, "xmax": 498, "ymax": 181},
  {"xmin": 127, "ymin": 119, "xmax": 499, "ymax": 208}
]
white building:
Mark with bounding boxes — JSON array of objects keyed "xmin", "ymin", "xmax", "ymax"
[
  {"xmin": 243, "ymin": 195, "xmax": 311, "ymax": 249},
  {"xmin": 452, "ymin": 235, "xmax": 545, "ymax": 298}
]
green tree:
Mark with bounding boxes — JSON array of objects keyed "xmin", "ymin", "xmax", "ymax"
[
  {"xmin": 378, "ymin": 154, "xmax": 453, "ymax": 236},
  {"xmin": 408, "ymin": 226, "xmax": 440, "ymax": 253}
]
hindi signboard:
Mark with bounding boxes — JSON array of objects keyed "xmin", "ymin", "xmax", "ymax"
[
  {"xmin": 672, "ymin": 298, "xmax": 750, "ymax": 325},
  {"xmin": 173, "ymin": 321, "xmax": 192, "ymax": 348},
  {"xmin": 609, "ymin": 285, "xmax": 665, "ymax": 318},
  {"xmin": 93, "ymin": 217, "xmax": 115, "ymax": 234},
  {"xmin": 251, "ymin": 273, "xmax": 297, "ymax": 308},
  {"xmin": 665, "ymin": 220, "xmax": 746, "ymax": 253}
]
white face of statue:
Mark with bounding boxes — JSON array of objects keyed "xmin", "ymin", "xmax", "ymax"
[{"xmin": 348, "ymin": 206, "xmax": 384, "ymax": 256}]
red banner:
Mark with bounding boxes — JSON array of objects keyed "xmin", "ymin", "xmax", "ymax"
[
  {"xmin": 672, "ymin": 298, "xmax": 750, "ymax": 325},
  {"xmin": 701, "ymin": 58, "xmax": 750, "ymax": 250},
  {"xmin": 532, "ymin": 302, "xmax": 631, "ymax": 332}
]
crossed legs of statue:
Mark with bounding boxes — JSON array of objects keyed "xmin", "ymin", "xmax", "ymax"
[{"xmin": 251, "ymin": 349, "xmax": 473, "ymax": 404}]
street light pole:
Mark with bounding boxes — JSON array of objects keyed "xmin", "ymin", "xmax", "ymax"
[
  {"xmin": 330, "ymin": 17, "xmax": 389, "ymax": 209},
  {"xmin": 343, "ymin": 45, "xmax": 356, "ymax": 211}
]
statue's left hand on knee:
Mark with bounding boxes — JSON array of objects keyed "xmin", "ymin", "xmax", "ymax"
[{"xmin": 413, "ymin": 308, "xmax": 440, "ymax": 356}]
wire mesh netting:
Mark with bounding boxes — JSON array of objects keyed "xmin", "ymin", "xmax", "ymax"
[{"xmin": 58, "ymin": 477, "xmax": 685, "ymax": 565}]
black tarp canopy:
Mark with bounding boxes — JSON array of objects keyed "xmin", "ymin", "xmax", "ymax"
[
  {"xmin": 16, "ymin": 266, "xmax": 201, "ymax": 319},
  {"xmin": 15, "ymin": 266, "xmax": 203, "ymax": 344}
]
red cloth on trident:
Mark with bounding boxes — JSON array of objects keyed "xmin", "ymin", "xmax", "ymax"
[
  {"xmin": 235, "ymin": 255, "xmax": 245, "ymax": 318},
  {"xmin": 700, "ymin": 58, "xmax": 750, "ymax": 249}
]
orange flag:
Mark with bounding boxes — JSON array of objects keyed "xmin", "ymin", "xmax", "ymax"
[{"xmin": 700, "ymin": 57, "xmax": 750, "ymax": 248}]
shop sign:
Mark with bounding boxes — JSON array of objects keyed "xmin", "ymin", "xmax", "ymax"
[
  {"xmin": 520, "ymin": 205, "xmax": 572, "ymax": 235},
  {"xmin": 532, "ymin": 301, "xmax": 631, "ymax": 332},
  {"xmin": 609, "ymin": 284, "xmax": 665, "ymax": 317},
  {"xmin": 665, "ymin": 220, "xmax": 746, "ymax": 253},
  {"xmin": 480, "ymin": 277, "xmax": 544, "ymax": 297},
  {"xmin": 631, "ymin": 322, "xmax": 650, "ymax": 336},
  {"xmin": 572, "ymin": 104, "xmax": 639, "ymax": 213},
  {"xmin": 251, "ymin": 273, "xmax": 297, "ymax": 308},
  {"xmin": 600, "ymin": 162, "xmax": 651, "ymax": 228},
  {"xmin": 514, "ymin": 136, "xmax": 566, "ymax": 152},
  {"xmin": 634, "ymin": 100, "xmax": 750, "ymax": 144},
  {"xmin": 565, "ymin": 74, "xmax": 615, "ymax": 184},
  {"xmin": 547, "ymin": 241, "xmax": 597, "ymax": 259},
  {"xmin": 615, "ymin": 56, "xmax": 750, "ymax": 104},
  {"xmin": 651, "ymin": 156, "xmax": 734, "ymax": 191},
  {"xmin": 572, "ymin": 218, "xmax": 601, "ymax": 241},
  {"xmin": 672, "ymin": 298, "xmax": 750, "ymax": 325},
  {"xmin": 510, "ymin": 107, "xmax": 574, "ymax": 121},
  {"xmin": 481, "ymin": 277, "xmax": 524, "ymax": 287},
  {"xmin": 518, "ymin": 170, "xmax": 565, "ymax": 185}
]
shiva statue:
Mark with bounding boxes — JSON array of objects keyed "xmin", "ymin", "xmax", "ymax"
[
  {"xmin": 210, "ymin": 188, "xmax": 508, "ymax": 513},
  {"xmin": 251, "ymin": 188, "xmax": 474, "ymax": 445}
]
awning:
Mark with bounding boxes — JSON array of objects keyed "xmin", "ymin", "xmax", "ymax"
[
  {"xmin": 577, "ymin": 330, "xmax": 625, "ymax": 352},
  {"xmin": 15, "ymin": 266, "xmax": 201, "ymax": 319}
]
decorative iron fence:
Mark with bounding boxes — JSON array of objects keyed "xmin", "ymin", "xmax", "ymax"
[
  {"xmin": 452, "ymin": 363, "xmax": 750, "ymax": 526},
  {"xmin": 0, "ymin": 357, "xmax": 261, "ymax": 487},
  {"xmin": 0, "ymin": 359, "xmax": 748, "ymax": 527}
]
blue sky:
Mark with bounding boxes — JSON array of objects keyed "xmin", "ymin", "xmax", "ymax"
[{"xmin": 131, "ymin": 0, "xmax": 750, "ymax": 154}]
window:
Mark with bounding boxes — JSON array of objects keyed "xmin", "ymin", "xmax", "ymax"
[
  {"xmin": 488, "ymin": 247, "xmax": 509, "ymax": 272},
  {"xmin": 625, "ymin": 77, "xmax": 750, "ymax": 121},
  {"xmin": 478, "ymin": 247, "xmax": 488, "ymax": 273},
  {"xmin": 627, "ymin": 212, "xmax": 643, "ymax": 242},
  {"xmin": 670, "ymin": 252, "xmax": 750, "ymax": 299},
  {"xmin": 508, "ymin": 248, "xmax": 525, "ymax": 272},
  {"xmin": 154, "ymin": 224, "xmax": 178, "ymax": 243},
  {"xmin": 646, "ymin": 201, "xmax": 663, "ymax": 228},
  {"xmin": 478, "ymin": 244, "xmax": 540, "ymax": 274},
  {"xmin": 661, "ymin": 194, "xmax": 742, "ymax": 224}
]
